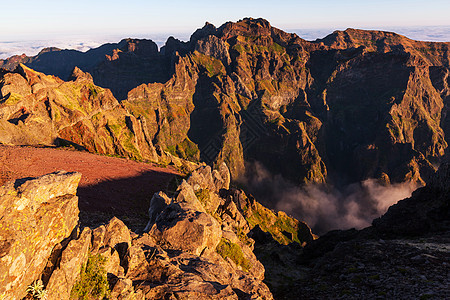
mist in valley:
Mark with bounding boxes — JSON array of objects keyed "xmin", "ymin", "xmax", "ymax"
[{"xmin": 240, "ymin": 162, "xmax": 419, "ymax": 234}]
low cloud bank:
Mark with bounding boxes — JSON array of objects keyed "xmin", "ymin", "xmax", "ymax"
[
  {"xmin": 241, "ymin": 162, "xmax": 419, "ymax": 235},
  {"xmin": 293, "ymin": 25, "xmax": 450, "ymax": 42},
  {"xmin": 0, "ymin": 33, "xmax": 191, "ymax": 59},
  {"xmin": 2, "ymin": 26, "xmax": 449, "ymax": 60}
]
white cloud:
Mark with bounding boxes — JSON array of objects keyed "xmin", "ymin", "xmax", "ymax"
[
  {"xmin": 292, "ymin": 25, "xmax": 450, "ymax": 42},
  {"xmin": 0, "ymin": 33, "xmax": 190, "ymax": 60},
  {"xmin": 1, "ymin": 26, "xmax": 449, "ymax": 60}
]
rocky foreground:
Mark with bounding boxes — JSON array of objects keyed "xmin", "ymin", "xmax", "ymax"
[
  {"xmin": 0, "ymin": 160, "xmax": 448, "ymax": 299},
  {"xmin": 0, "ymin": 163, "xmax": 314, "ymax": 299}
]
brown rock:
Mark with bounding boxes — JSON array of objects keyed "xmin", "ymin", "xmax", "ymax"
[
  {"xmin": 103, "ymin": 217, "xmax": 132, "ymax": 260},
  {"xmin": 143, "ymin": 192, "xmax": 172, "ymax": 232},
  {"xmin": 90, "ymin": 225, "xmax": 106, "ymax": 254},
  {"xmin": 0, "ymin": 171, "xmax": 81, "ymax": 300},
  {"xmin": 149, "ymin": 202, "xmax": 222, "ymax": 256},
  {"xmin": 124, "ymin": 245, "xmax": 149, "ymax": 279},
  {"xmin": 46, "ymin": 227, "xmax": 92, "ymax": 300},
  {"xmin": 110, "ymin": 277, "xmax": 144, "ymax": 300},
  {"xmin": 98, "ymin": 246, "xmax": 122, "ymax": 277}
]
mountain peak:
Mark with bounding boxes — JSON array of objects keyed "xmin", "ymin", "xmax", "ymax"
[{"xmin": 69, "ymin": 66, "xmax": 93, "ymax": 82}]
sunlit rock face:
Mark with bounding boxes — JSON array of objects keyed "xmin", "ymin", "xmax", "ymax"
[
  {"xmin": 2, "ymin": 164, "xmax": 301, "ymax": 299},
  {"xmin": 0, "ymin": 171, "xmax": 81, "ymax": 300},
  {"xmin": 2, "ymin": 17, "xmax": 450, "ymax": 188}
]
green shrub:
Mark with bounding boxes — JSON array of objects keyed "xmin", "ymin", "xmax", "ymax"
[
  {"xmin": 70, "ymin": 254, "xmax": 110, "ymax": 300},
  {"xmin": 216, "ymin": 238, "xmax": 251, "ymax": 271},
  {"xmin": 194, "ymin": 189, "xmax": 210, "ymax": 205}
]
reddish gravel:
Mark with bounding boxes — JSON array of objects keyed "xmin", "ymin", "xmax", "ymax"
[{"xmin": 0, "ymin": 145, "xmax": 181, "ymax": 230}]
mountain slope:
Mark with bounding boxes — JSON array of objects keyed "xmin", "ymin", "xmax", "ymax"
[{"xmin": 2, "ymin": 18, "xmax": 450, "ymax": 188}]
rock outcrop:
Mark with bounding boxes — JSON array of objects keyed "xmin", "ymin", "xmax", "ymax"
[
  {"xmin": 1, "ymin": 164, "xmax": 313, "ymax": 299},
  {"xmin": 0, "ymin": 171, "xmax": 81, "ymax": 300},
  {"xmin": 0, "ymin": 64, "xmax": 159, "ymax": 162}
]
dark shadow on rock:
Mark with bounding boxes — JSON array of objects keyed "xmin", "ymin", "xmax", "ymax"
[
  {"xmin": 77, "ymin": 170, "xmax": 177, "ymax": 232},
  {"xmin": 54, "ymin": 138, "xmax": 88, "ymax": 151},
  {"xmin": 248, "ymin": 225, "xmax": 306, "ymax": 299},
  {"xmin": 187, "ymin": 75, "xmax": 224, "ymax": 164}
]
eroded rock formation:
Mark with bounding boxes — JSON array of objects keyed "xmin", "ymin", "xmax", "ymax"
[
  {"xmin": 0, "ymin": 162, "xmax": 314, "ymax": 299},
  {"xmin": 0, "ymin": 171, "xmax": 81, "ymax": 300}
]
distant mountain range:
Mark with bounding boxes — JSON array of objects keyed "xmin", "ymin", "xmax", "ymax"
[{"xmin": 1, "ymin": 17, "xmax": 450, "ymax": 189}]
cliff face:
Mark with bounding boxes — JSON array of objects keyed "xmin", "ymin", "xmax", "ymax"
[
  {"xmin": 122, "ymin": 18, "xmax": 450, "ymax": 185},
  {"xmin": 2, "ymin": 18, "xmax": 450, "ymax": 186},
  {"xmin": 0, "ymin": 171, "xmax": 81, "ymax": 300},
  {"xmin": 0, "ymin": 64, "xmax": 158, "ymax": 162}
]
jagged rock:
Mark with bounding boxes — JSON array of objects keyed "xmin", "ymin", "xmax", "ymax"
[
  {"xmin": 143, "ymin": 191, "xmax": 172, "ymax": 231},
  {"xmin": 0, "ymin": 170, "xmax": 279, "ymax": 299},
  {"xmin": 187, "ymin": 163, "xmax": 231, "ymax": 193},
  {"xmin": 230, "ymin": 189, "xmax": 315, "ymax": 245},
  {"xmin": 46, "ymin": 227, "xmax": 92, "ymax": 300},
  {"xmin": 70, "ymin": 66, "xmax": 94, "ymax": 82},
  {"xmin": 98, "ymin": 246, "xmax": 122, "ymax": 277},
  {"xmin": 190, "ymin": 22, "xmax": 218, "ymax": 44},
  {"xmin": 111, "ymin": 277, "xmax": 144, "ymax": 300},
  {"xmin": 103, "ymin": 217, "xmax": 132, "ymax": 260},
  {"xmin": 175, "ymin": 179, "xmax": 207, "ymax": 212},
  {"xmin": 195, "ymin": 34, "xmax": 231, "ymax": 66},
  {"xmin": 149, "ymin": 201, "xmax": 222, "ymax": 256},
  {"xmin": 187, "ymin": 165, "xmax": 216, "ymax": 192},
  {"xmin": 0, "ymin": 64, "xmax": 159, "ymax": 162},
  {"xmin": 124, "ymin": 245, "xmax": 149, "ymax": 279},
  {"xmin": 0, "ymin": 171, "xmax": 81, "ymax": 300},
  {"xmin": 217, "ymin": 162, "xmax": 231, "ymax": 190},
  {"xmin": 91, "ymin": 225, "xmax": 107, "ymax": 254}
]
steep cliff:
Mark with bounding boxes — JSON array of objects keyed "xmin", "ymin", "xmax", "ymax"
[
  {"xmin": 2, "ymin": 18, "xmax": 450, "ymax": 187},
  {"xmin": 121, "ymin": 18, "xmax": 450, "ymax": 185}
]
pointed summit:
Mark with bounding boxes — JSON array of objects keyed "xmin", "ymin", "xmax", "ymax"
[{"xmin": 69, "ymin": 66, "xmax": 93, "ymax": 82}]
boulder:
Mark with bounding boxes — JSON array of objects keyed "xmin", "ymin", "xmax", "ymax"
[
  {"xmin": 46, "ymin": 227, "xmax": 92, "ymax": 300},
  {"xmin": 149, "ymin": 202, "xmax": 222, "ymax": 256},
  {"xmin": 124, "ymin": 245, "xmax": 149, "ymax": 279},
  {"xmin": 90, "ymin": 225, "xmax": 107, "ymax": 254},
  {"xmin": 110, "ymin": 277, "xmax": 144, "ymax": 300},
  {"xmin": 175, "ymin": 179, "xmax": 206, "ymax": 212},
  {"xmin": 103, "ymin": 217, "xmax": 132, "ymax": 260},
  {"xmin": 187, "ymin": 163, "xmax": 231, "ymax": 193},
  {"xmin": 187, "ymin": 165, "xmax": 216, "ymax": 192},
  {"xmin": 0, "ymin": 171, "xmax": 81, "ymax": 300},
  {"xmin": 98, "ymin": 246, "xmax": 122, "ymax": 277}
]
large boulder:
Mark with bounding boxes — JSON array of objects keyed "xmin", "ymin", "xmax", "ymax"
[
  {"xmin": 148, "ymin": 182, "xmax": 222, "ymax": 256},
  {"xmin": 0, "ymin": 171, "xmax": 81, "ymax": 300}
]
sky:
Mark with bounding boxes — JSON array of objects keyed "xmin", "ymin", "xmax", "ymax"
[{"xmin": 1, "ymin": 0, "xmax": 450, "ymax": 58}]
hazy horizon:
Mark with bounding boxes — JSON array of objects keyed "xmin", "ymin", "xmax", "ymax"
[
  {"xmin": 1, "ymin": 0, "xmax": 450, "ymax": 58},
  {"xmin": 1, "ymin": 24, "xmax": 450, "ymax": 60}
]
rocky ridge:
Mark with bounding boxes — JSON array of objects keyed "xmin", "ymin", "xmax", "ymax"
[
  {"xmin": 2, "ymin": 18, "xmax": 450, "ymax": 188},
  {"xmin": 0, "ymin": 162, "xmax": 314, "ymax": 299}
]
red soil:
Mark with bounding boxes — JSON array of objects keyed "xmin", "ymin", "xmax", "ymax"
[{"xmin": 0, "ymin": 145, "xmax": 181, "ymax": 229}]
